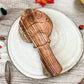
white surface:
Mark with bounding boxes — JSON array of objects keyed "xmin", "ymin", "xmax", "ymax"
[
  {"xmin": 0, "ymin": 41, "xmax": 9, "ymax": 77},
  {"xmin": 8, "ymin": 8, "xmax": 83, "ymax": 79}
]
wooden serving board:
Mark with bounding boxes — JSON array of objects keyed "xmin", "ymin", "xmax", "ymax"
[{"xmin": 8, "ymin": 8, "xmax": 83, "ymax": 79}]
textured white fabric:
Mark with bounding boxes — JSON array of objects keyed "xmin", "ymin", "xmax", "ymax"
[{"xmin": 0, "ymin": 40, "xmax": 9, "ymax": 77}]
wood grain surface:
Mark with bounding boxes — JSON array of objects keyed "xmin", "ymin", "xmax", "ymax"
[
  {"xmin": 0, "ymin": 0, "xmax": 84, "ymax": 84},
  {"xmin": 20, "ymin": 9, "xmax": 62, "ymax": 77}
]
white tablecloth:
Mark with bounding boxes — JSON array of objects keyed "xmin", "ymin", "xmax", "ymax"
[{"xmin": 0, "ymin": 40, "xmax": 9, "ymax": 77}]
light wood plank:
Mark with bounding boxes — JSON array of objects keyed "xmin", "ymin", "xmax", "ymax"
[{"xmin": 0, "ymin": 0, "xmax": 84, "ymax": 84}]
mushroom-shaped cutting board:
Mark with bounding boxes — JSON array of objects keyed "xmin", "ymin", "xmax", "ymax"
[{"xmin": 19, "ymin": 9, "xmax": 62, "ymax": 77}]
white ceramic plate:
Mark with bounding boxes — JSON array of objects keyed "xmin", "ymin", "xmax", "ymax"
[{"xmin": 8, "ymin": 8, "xmax": 83, "ymax": 79}]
